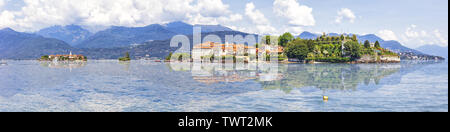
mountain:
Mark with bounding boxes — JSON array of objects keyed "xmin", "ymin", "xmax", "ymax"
[
  {"xmin": 163, "ymin": 21, "xmax": 234, "ymax": 34},
  {"xmin": 75, "ymin": 31, "xmax": 253, "ymax": 59},
  {"xmin": 76, "ymin": 24, "xmax": 178, "ymax": 48},
  {"xmin": 379, "ymin": 41, "xmax": 423, "ymax": 54},
  {"xmin": 36, "ymin": 25, "xmax": 92, "ymax": 46},
  {"xmin": 358, "ymin": 34, "xmax": 384, "ymax": 43},
  {"xmin": 196, "ymin": 24, "xmax": 234, "ymax": 33},
  {"xmin": 163, "ymin": 21, "xmax": 194, "ymax": 35},
  {"xmin": 416, "ymin": 45, "xmax": 448, "ymax": 59},
  {"xmin": 0, "ymin": 28, "xmax": 73, "ymax": 59},
  {"xmin": 298, "ymin": 32, "xmax": 319, "ymax": 40},
  {"xmin": 77, "ymin": 21, "xmax": 236, "ymax": 49}
]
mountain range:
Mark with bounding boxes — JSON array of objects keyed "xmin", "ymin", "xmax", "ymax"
[
  {"xmin": 416, "ymin": 45, "xmax": 448, "ymax": 59},
  {"xmin": 36, "ymin": 25, "xmax": 92, "ymax": 46},
  {"xmin": 0, "ymin": 28, "xmax": 73, "ymax": 59},
  {"xmin": 0, "ymin": 21, "xmax": 447, "ymax": 60},
  {"xmin": 34, "ymin": 21, "xmax": 235, "ymax": 49}
]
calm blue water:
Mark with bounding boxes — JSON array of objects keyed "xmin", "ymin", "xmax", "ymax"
[{"xmin": 0, "ymin": 60, "xmax": 448, "ymax": 112}]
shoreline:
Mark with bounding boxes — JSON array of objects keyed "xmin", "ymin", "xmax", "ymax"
[{"xmin": 3, "ymin": 59, "xmax": 446, "ymax": 64}]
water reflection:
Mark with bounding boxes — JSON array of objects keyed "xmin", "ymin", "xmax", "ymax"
[
  {"xmin": 262, "ymin": 64, "xmax": 401, "ymax": 93},
  {"xmin": 167, "ymin": 61, "xmax": 443, "ymax": 93},
  {"xmin": 40, "ymin": 61, "xmax": 87, "ymax": 69},
  {"xmin": 0, "ymin": 60, "xmax": 445, "ymax": 111}
]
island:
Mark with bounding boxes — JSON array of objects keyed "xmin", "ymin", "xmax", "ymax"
[
  {"xmin": 182, "ymin": 32, "xmax": 400, "ymax": 64},
  {"xmin": 283, "ymin": 33, "xmax": 400, "ymax": 63},
  {"xmin": 40, "ymin": 52, "xmax": 87, "ymax": 61},
  {"xmin": 118, "ymin": 52, "xmax": 131, "ymax": 61}
]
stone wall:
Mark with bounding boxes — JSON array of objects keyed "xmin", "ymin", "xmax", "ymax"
[
  {"xmin": 380, "ymin": 55, "xmax": 401, "ymax": 63},
  {"xmin": 357, "ymin": 55, "xmax": 401, "ymax": 63}
]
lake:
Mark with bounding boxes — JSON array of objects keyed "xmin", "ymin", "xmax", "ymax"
[{"xmin": 0, "ymin": 60, "xmax": 448, "ymax": 112}]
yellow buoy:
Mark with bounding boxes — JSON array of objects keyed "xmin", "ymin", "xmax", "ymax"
[{"xmin": 323, "ymin": 96, "xmax": 329, "ymax": 101}]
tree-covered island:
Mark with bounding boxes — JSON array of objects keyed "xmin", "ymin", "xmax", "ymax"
[
  {"xmin": 283, "ymin": 32, "xmax": 400, "ymax": 63},
  {"xmin": 118, "ymin": 52, "xmax": 131, "ymax": 61},
  {"xmin": 187, "ymin": 32, "xmax": 399, "ymax": 64}
]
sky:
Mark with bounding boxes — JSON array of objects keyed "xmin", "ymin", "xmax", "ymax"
[{"xmin": 0, "ymin": 0, "xmax": 448, "ymax": 48}]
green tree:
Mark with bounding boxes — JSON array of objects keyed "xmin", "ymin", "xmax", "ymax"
[
  {"xmin": 41, "ymin": 55, "xmax": 49, "ymax": 60},
  {"xmin": 265, "ymin": 36, "xmax": 271, "ymax": 45},
  {"xmin": 344, "ymin": 41, "xmax": 362, "ymax": 59},
  {"xmin": 284, "ymin": 39, "xmax": 309, "ymax": 60},
  {"xmin": 278, "ymin": 32, "xmax": 294, "ymax": 47},
  {"xmin": 364, "ymin": 40, "xmax": 371, "ymax": 48},
  {"xmin": 352, "ymin": 34, "xmax": 358, "ymax": 41},
  {"xmin": 374, "ymin": 41, "xmax": 381, "ymax": 48},
  {"xmin": 125, "ymin": 52, "xmax": 130, "ymax": 58},
  {"xmin": 165, "ymin": 52, "xmax": 173, "ymax": 60}
]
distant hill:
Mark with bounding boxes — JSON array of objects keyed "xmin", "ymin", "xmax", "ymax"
[
  {"xmin": 76, "ymin": 31, "xmax": 253, "ymax": 59},
  {"xmin": 76, "ymin": 24, "xmax": 178, "ymax": 48},
  {"xmin": 77, "ymin": 21, "xmax": 236, "ymax": 49},
  {"xmin": 380, "ymin": 41, "xmax": 423, "ymax": 54},
  {"xmin": 163, "ymin": 21, "xmax": 195, "ymax": 35},
  {"xmin": 358, "ymin": 34, "xmax": 384, "ymax": 43},
  {"xmin": 298, "ymin": 32, "xmax": 319, "ymax": 40},
  {"xmin": 416, "ymin": 45, "xmax": 448, "ymax": 59},
  {"xmin": 36, "ymin": 25, "xmax": 92, "ymax": 46},
  {"xmin": 196, "ymin": 24, "xmax": 234, "ymax": 33},
  {"xmin": 0, "ymin": 28, "xmax": 73, "ymax": 59}
]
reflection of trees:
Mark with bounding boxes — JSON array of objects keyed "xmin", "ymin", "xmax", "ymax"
[
  {"xmin": 163, "ymin": 60, "xmax": 444, "ymax": 94},
  {"xmin": 261, "ymin": 64, "xmax": 401, "ymax": 93}
]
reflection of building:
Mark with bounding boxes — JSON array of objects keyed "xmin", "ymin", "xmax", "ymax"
[
  {"xmin": 193, "ymin": 74, "xmax": 257, "ymax": 85},
  {"xmin": 258, "ymin": 73, "xmax": 284, "ymax": 82},
  {"xmin": 188, "ymin": 63, "xmax": 282, "ymax": 84},
  {"xmin": 41, "ymin": 61, "xmax": 87, "ymax": 69}
]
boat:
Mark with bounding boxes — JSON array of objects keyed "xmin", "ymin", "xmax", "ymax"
[{"xmin": 0, "ymin": 60, "xmax": 7, "ymax": 66}]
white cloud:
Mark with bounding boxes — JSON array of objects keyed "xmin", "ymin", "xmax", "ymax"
[
  {"xmin": 335, "ymin": 8, "xmax": 356, "ymax": 23},
  {"xmin": 399, "ymin": 24, "xmax": 448, "ymax": 48},
  {"xmin": 245, "ymin": 3, "xmax": 269, "ymax": 25},
  {"xmin": 0, "ymin": 0, "xmax": 242, "ymax": 32},
  {"xmin": 273, "ymin": 0, "xmax": 315, "ymax": 26},
  {"xmin": 377, "ymin": 30, "xmax": 398, "ymax": 41},
  {"xmin": 0, "ymin": 11, "xmax": 15, "ymax": 28},
  {"xmin": 244, "ymin": 2, "xmax": 275, "ymax": 34},
  {"xmin": 434, "ymin": 29, "xmax": 448, "ymax": 46},
  {"xmin": 405, "ymin": 24, "xmax": 420, "ymax": 38},
  {"xmin": 0, "ymin": 0, "xmax": 4, "ymax": 9}
]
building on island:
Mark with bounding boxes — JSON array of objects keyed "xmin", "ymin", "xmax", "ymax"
[
  {"xmin": 43, "ymin": 52, "xmax": 87, "ymax": 61},
  {"xmin": 192, "ymin": 42, "xmax": 284, "ymax": 62}
]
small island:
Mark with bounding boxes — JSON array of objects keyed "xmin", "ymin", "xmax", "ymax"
[
  {"xmin": 40, "ymin": 52, "xmax": 87, "ymax": 61},
  {"xmin": 118, "ymin": 52, "xmax": 131, "ymax": 61}
]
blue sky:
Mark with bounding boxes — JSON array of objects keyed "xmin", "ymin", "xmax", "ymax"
[{"xmin": 0, "ymin": 0, "xmax": 448, "ymax": 48}]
